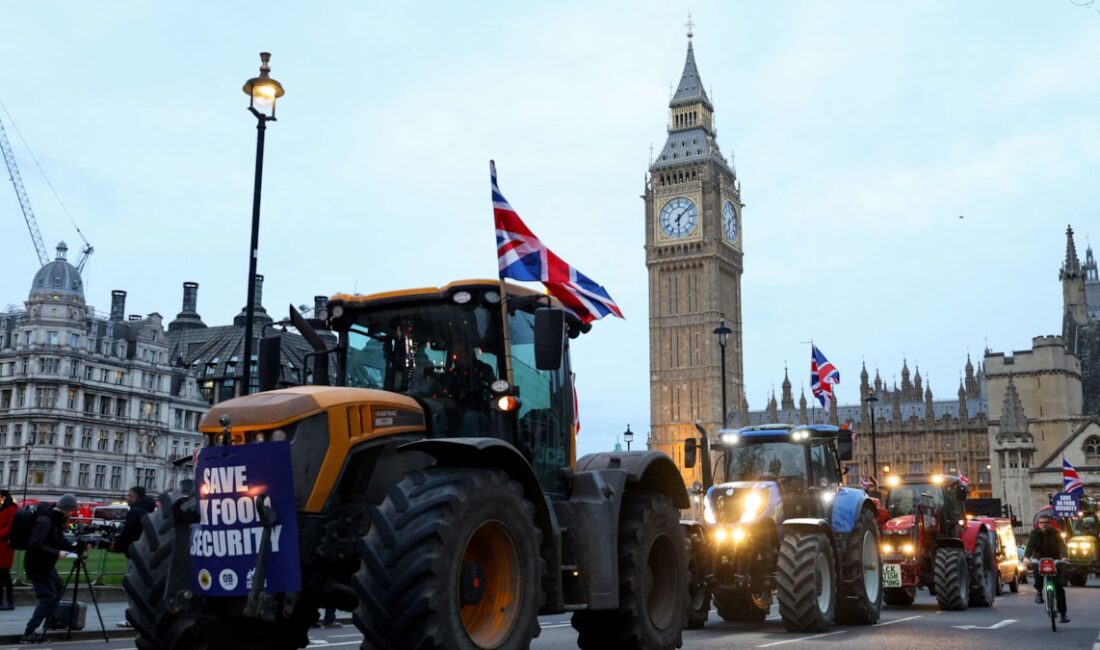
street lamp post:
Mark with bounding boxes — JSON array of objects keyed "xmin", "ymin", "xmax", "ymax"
[
  {"xmin": 623, "ymin": 425, "xmax": 634, "ymax": 452},
  {"xmin": 240, "ymin": 52, "xmax": 285, "ymax": 397},
  {"xmin": 866, "ymin": 391, "xmax": 879, "ymax": 481},
  {"xmin": 713, "ymin": 321, "xmax": 733, "ymax": 427},
  {"xmin": 22, "ymin": 438, "xmax": 34, "ymax": 503}
]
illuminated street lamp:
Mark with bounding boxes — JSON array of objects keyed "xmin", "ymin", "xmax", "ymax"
[
  {"xmin": 239, "ymin": 52, "xmax": 285, "ymax": 396},
  {"xmin": 713, "ymin": 321, "xmax": 733, "ymax": 426},
  {"xmin": 623, "ymin": 425, "xmax": 634, "ymax": 452}
]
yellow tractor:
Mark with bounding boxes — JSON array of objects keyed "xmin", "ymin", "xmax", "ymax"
[{"xmin": 124, "ymin": 280, "xmax": 689, "ymax": 650}]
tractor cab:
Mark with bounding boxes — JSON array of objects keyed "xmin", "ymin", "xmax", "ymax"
[{"xmin": 882, "ymin": 474, "xmax": 968, "ymax": 539}]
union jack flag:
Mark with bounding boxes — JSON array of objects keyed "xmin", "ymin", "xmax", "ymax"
[
  {"xmin": 810, "ymin": 345, "xmax": 840, "ymax": 408},
  {"xmin": 859, "ymin": 475, "xmax": 873, "ymax": 490},
  {"xmin": 492, "ymin": 161, "xmax": 623, "ymax": 324},
  {"xmin": 1064, "ymin": 457, "xmax": 1084, "ymax": 495},
  {"xmin": 958, "ymin": 473, "xmax": 970, "ymax": 487}
]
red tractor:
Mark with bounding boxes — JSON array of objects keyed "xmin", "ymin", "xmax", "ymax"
[{"xmin": 878, "ymin": 474, "xmax": 997, "ymax": 610}]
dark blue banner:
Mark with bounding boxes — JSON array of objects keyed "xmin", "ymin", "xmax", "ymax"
[
  {"xmin": 1053, "ymin": 492, "xmax": 1081, "ymax": 518},
  {"xmin": 191, "ymin": 442, "xmax": 301, "ymax": 596}
]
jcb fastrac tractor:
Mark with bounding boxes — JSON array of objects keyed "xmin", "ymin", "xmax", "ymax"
[
  {"xmin": 124, "ymin": 280, "xmax": 690, "ymax": 650},
  {"xmin": 681, "ymin": 424, "xmax": 883, "ymax": 633},
  {"xmin": 1063, "ymin": 494, "xmax": 1099, "ymax": 587},
  {"xmin": 878, "ymin": 474, "xmax": 997, "ymax": 610}
]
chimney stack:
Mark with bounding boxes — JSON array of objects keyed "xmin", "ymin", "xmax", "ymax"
[
  {"xmin": 110, "ymin": 290, "xmax": 126, "ymax": 321},
  {"xmin": 168, "ymin": 281, "xmax": 207, "ymax": 332},
  {"xmin": 233, "ymin": 274, "xmax": 272, "ymax": 328}
]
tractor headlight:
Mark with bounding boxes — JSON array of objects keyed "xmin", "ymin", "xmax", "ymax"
[
  {"xmin": 714, "ymin": 527, "xmax": 728, "ymax": 544},
  {"xmin": 901, "ymin": 543, "xmax": 915, "ymax": 556},
  {"xmin": 881, "ymin": 543, "xmax": 894, "ymax": 554},
  {"xmin": 731, "ymin": 527, "xmax": 745, "ymax": 543},
  {"xmin": 1068, "ymin": 542, "xmax": 1079, "ymax": 550}
]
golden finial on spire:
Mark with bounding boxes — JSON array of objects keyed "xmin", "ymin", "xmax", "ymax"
[{"xmin": 685, "ymin": 13, "xmax": 694, "ymax": 40}]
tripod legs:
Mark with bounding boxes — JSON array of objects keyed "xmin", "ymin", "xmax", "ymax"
[{"xmin": 42, "ymin": 557, "xmax": 109, "ymax": 642}]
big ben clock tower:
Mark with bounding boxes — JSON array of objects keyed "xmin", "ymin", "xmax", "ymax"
[{"xmin": 645, "ymin": 28, "xmax": 744, "ymax": 486}]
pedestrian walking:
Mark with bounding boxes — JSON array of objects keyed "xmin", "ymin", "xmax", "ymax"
[
  {"xmin": 109, "ymin": 486, "xmax": 157, "ymax": 629},
  {"xmin": 0, "ymin": 490, "xmax": 16, "ymax": 610},
  {"xmin": 20, "ymin": 493, "xmax": 84, "ymax": 644},
  {"xmin": 312, "ymin": 607, "xmax": 342, "ymax": 629}
]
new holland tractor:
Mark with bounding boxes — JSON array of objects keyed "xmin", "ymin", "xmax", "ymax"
[
  {"xmin": 123, "ymin": 280, "xmax": 690, "ymax": 650},
  {"xmin": 682, "ymin": 424, "xmax": 883, "ymax": 632},
  {"xmin": 1064, "ymin": 494, "xmax": 1099, "ymax": 587},
  {"xmin": 877, "ymin": 474, "xmax": 997, "ymax": 610}
]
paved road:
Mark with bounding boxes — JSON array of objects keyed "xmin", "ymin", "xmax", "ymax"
[{"xmin": 7, "ymin": 577, "xmax": 1100, "ymax": 649}]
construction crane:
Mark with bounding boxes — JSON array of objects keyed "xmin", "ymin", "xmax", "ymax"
[
  {"xmin": 0, "ymin": 108, "xmax": 93, "ymax": 271},
  {"xmin": 0, "ymin": 115, "xmax": 49, "ymax": 267}
]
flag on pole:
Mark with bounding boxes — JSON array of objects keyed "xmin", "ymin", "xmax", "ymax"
[
  {"xmin": 1064, "ymin": 457, "xmax": 1084, "ymax": 495},
  {"xmin": 859, "ymin": 476, "xmax": 872, "ymax": 491},
  {"xmin": 958, "ymin": 473, "xmax": 970, "ymax": 487},
  {"xmin": 492, "ymin": 161, "xmax": 624, "ymax": 324},
  {"xmin": 810, "ymin": 345, "xmax": 840, "ymax": 409}
]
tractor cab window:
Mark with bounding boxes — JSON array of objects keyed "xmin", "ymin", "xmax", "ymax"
[
  {"xmin": 809, "ymin": 442, "xmax": 840, "ymax": 488},
  {"xmin": 726, "ymin": 442, "xmax": 806, "ymax": 490},
  {"xmin": 507, "ymin": 308, "xmax": 571, "ymax": 494},
  {"xmin": 884, "ymin": 483, "xmax": 944, "ymax": 518},
  {"xmin": 344, "ymin": 300, "xmax": 503, "ymax": 435}
]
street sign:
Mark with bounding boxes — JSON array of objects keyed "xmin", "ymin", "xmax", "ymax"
[
  {"xmin": 1052, "ymin": 492, "xmax": 1080, "ymax": 517},
  {"xmin": 190, "ymin": 441, "xmax": 302, "ymax": 596}
]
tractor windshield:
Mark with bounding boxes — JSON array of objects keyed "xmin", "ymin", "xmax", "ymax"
[
  {"xmin": 884, "ymin": 484, "xmax": 944, "ymax": 518},
  {"xmin": 725, "ymin": 442, "xmax": 806, "ymax": 486},
  {"xmin": 342, "ymin": 298, "xmax": 504, "ymax": 434}
]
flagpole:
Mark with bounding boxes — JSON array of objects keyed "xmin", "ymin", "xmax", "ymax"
[{"xmin": 801, "ymin": 339, "xmax": 814, "ymax": 425}]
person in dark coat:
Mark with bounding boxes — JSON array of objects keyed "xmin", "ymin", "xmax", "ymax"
[
  {"xmin": 0, "ymin": 490, "xmax": 16, "ymax": 610},
  {"xmin": 110, "ymin": 486, "xmax": 157, "ymax": 556},
  {"xmin": 21, "ymin": 493, "xmax": 83, "ymax": 643},
  {"xmin": 1024, "ymin": 513, "xmax": 1070, "ymax": 623}
]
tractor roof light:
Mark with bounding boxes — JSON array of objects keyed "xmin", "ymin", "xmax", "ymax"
[
  {"xmin": 717, "ymin": 431, "xmax": 740, "ymax": 446},
  {"xmin": 886, "ymin": 475, "xmax": 901, "ymax": 488}
]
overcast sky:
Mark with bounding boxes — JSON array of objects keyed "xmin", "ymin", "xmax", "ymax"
[{"xmin": 1, "ymin": 2, "xmax": 1097, "ymax": 456}]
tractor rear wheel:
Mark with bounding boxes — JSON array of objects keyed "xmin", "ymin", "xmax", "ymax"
[
  {"xmin": 715, "ymin": 590, "xmax": 771, "ymax": 622},
  {"xmin": 352, "ymin": 468, "xmax": 542, "ymax": 650},
  {"xmin": 776, "ymin": 531, "xmax": 836, "ymax": 632},
  {"xmin": 124, "ymin": 490, "xmax": 206, "ymax": 650},
  {"xmin": 684, "ymin": 528, "xmax": 710, "ymax": 629},
  {"xmin": 572, "ymin": 491, "xmax": 687, "ymax": 649},
  {"xmin": 883, "ymin": 587, "xmax": 916, "ymax": 606},
  {"xmin": 1067, "ymin": 572, "xmax": 1088, "ymax": 587},
  {"xmin": 968, "ymin": 534, "xmax": 995, "ymax": 607},
  {"xmin": 1008, "ymin": 576, "xmax": 1019, "ymax": 593},
  {"xmin": 933, "ymin": 547, "xmax": 969, "ymax": 611},
  {"xmin": 834, "ymin": 509, "xmax": 882, "ymax": 625}
]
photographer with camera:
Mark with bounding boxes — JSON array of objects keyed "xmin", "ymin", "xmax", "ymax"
[
  {"xmin": 109, "ymin": 486, "xmax": 156, "ymax": 556},
  {"xmin": 20, "ymin": 494, "xmax": 85, "ymax": 644}
]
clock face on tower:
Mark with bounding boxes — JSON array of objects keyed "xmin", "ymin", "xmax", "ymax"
[
  {"xmin": 722, "ymin": 201, "xmax": 738, "ymax": 242},
  {"xmin": 659, "ymin": 197, "xmax": 698, "ymax": 239}
]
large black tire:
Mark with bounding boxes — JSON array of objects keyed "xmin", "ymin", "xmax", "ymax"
[
  {"xmin": 933, "ymin": 547, "xmax": 969, "ymax": 611},
  {"xmin": 968, "ymin": 534, "xmax": 995, "ymax": 607},
  {"xmin": 352, "ymin": 468, "xmax": 543, "ymax": 650},
  {"xmin": 715, "ymin": 590, "xmax": 771, "ymax": 622},
  {"xmin": 1067, "ymin": 571, "xmax": 1088, "ymax": 587},
  {"xmin": 883, "ymin": 587, "xmax": 916, "ymax": 606},
  {"xmin": 123, "ymin": 490, "xmax": 206, "ymax": 650},
  {"xmin": 1008, "ymin": 576, "xmax": 1019, "ymax": 593},
  {"xmin": 776, "ymin": 532, "xmax": 836, "ymax": 632},
  {"xmin": 683, "ymin": 527, "xmax": 710, "ymax": 629},
  {"xmin": 834, "ymin": 510, "xmax": 882, "ymax": 625},
  {"xmin": 572, "ymin": 492, "xmax": 687, "ymax": 650}
]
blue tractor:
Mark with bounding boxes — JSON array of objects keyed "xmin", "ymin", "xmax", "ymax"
[{"xmin": 683, "ymin": 424, "xmax": 883, "ymax": 632}]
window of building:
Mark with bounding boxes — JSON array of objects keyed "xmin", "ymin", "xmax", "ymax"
[
  {"xmin": 172, "ymin": 439, "xmax": 179, "ymax": 458},
  {"xmin": 144, "ymin": 469, "xmax": 156, "ymax": 490},
  {"xmin": 116, "ymin": 371, "xmax": 125, "ymax": 386},
  {"xmin": 67, "ymin": 388, "xmax": 77, "ymax": 410},
  {"xmin": 99, "ymin": 396, "xmax": 110, "ymax": 415},
  {"xmin": 78, "ymin": 463, "xmax": 89, "ymax": 487},
  {"xmin": 1086, "ymin": 436, "xmax": 1100, "ymax": 464},
  {"xmin": 137, "ymin": 435, "xmax": 145, "ymax": 454},
  {"xmin": 7, "ymin": 461, "xmax": 18, "ymax": 486},
  {"xmin": 12, "ymin": 424, "xmax": 21, "ymax": 446},
  {"xmin": 69, "ymin": 333, "xmax": 79, "ymax": 348},
  {"xmin": 28, "ymin": 461, "xmax": 51, "ymax": 486},
  {"xmin": 116, "ymin": 398, "xmax": 127, "ymax": 418},
  {"xmin": 17, "ymin": 387, "xmax": 25, "ymax": 407},
  {"xmin": 83, "ymin": 393, "xmax": 95, "ymax": 414},
  {"xmin": 0, "ymin": 390, "xmax": 9, "ymax": 410},
  {"xmin": 110, "ymin": 466, "xmax": 122, "ymax": 490},
  {"xmin": 84, "ymin": 365, "xmax": 94, "ymax": 381},
  {"xmin": 94, "ymin": 464, "xmax": 106, "ymax": 488},
  {"xmin": 80, "ymin": 428, "xmax": 92, "ymax": 449},
  {"xmin": 69, "ymin": 360, "xmax": 78, "ymax": 379},
  {"xmin": 148, "ymin": 436, "xmax": 158, "ymax": 454},
  {"xmin": 114, "ymin": 432, "xmax": 124, "ymax": 452},
  {"xmin": 19, "ymin": 358, "xmax": 27, "ymax": 375},
  {"xmin": 64, "ymin": 426, "xmax": 74, "ymax": 447},
  {"xmin": 0, "ymin": 424, "xmax": 6, "ymax": 446},
  {"xmin": 46, "ymin": 331, "xmax": 59, "ymax": 347},
  {"xmin": 61, "ymin": 462, "xmax": 71, "ymax": 486},
  {"xmin": 97, "ymin": 430, "xmax": 109, "ymax": 451}
]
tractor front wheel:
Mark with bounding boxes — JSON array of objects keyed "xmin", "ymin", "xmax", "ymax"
[
  {"xmin": 572, "ymin": 492, "xmax": 687, "ymax": 649},
  {"xmin": 834, "ymin": 509, "xmax": 882, "ymax": 624},
  {"xmin": 123, "ymin": 490, "xmax": 206, "ymax": 650},
  {"xmin": 683, "ymin": 527, "xmax": 710, "ymax": 629},
  {"xmin": 1067, "ymin": 571, "xmax": 1088, "ymax": 587},
  {"xmin": 968, "ymin": 534, "xmax": 995, "ymax": 607},
  {"xmin": 933, "ymin": 547, "xmax": 969, "ymax": 611},
  {"xmin": 776, "ymin": 531, "xmax": 836, "ymax": 632},
  {"xmin": 352, "ymin": 468, "xmax": 542, "ymax": 650},
  {"xmin": 715, "ymin": 590, "xmax": 771, "ymax": 622}
]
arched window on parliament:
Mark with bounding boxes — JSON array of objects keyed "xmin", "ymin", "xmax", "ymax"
[{"xmin": 1085, "ymin": 436, "xmax": 1100, "ymax": 464}]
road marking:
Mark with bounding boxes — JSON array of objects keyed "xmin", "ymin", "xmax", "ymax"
[
  {"xmin": 756, "ymin": 630, "xmax": 846, "ymax": 647},
  {"xmin": 952, "ymin": 619, "xmax": 1017, "ymax": 630},
  {"xmin": 873, "ymin": 615, "xmax": 921, "ymax": 627},
  {"xmin": 766, "ymin": 615, "xmax": 781, "ymax": 621},
  {"xmin": 540, "ymin": 622, "xmax": 573, "ymax": 629}
]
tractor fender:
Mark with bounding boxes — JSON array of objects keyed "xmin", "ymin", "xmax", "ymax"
[
  {"xmin": 830, "ymin": 488, "xmax": 874, "ymax": 535},
  {"xmin": 960, "ymin": 521, "xmax": 990, "ymax": 555},
  {"xmin": 576, "ymin": 451, "xmax": 691, "ymax": 509},
  {"xmin": 935, "ymin": 537, "xmax": 965, "ymax": 550},
  {"xmin": 781, "ymin": 517, "xmax": 832, "ymax": 539}
]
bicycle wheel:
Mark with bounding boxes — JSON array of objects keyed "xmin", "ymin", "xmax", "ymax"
[{"xmin": 1047, "ymin": 582, "xmax": 1056, "ymax": 632}]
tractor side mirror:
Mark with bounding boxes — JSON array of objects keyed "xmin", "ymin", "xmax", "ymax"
[
  {"xmin": 258, "ymin": 335, "xmax": 282, "ymax": 392},
  {"xmin": 684, "ymin": 438, "xmax": 697, "ymax": 469},
  {"xmin": 534, "ymin": 308, "xmax": 565, "ymax": 370},
  {"xmin": 836, "ymin": 429, "xmax": 853, "ymax": 461}
]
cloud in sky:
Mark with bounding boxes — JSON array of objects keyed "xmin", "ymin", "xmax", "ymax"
[{"xmin": 0, "ymin": 1, "xmax": 1097, "ymax": 456}]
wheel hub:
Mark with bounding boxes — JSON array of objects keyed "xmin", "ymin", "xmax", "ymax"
[{"xmin": 460, "ymin": 561, "xmax": 487, "ymax": 606}]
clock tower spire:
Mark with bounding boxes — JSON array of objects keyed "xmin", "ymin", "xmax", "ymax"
[{"xmin": 645, "ymin": 28, "xmax": 744, "ymax": 486}]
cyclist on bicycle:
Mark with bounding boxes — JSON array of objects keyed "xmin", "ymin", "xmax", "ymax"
[{"xmin": 1024, "ymin": 513, "xmax": 1069, "ymax": 623}]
